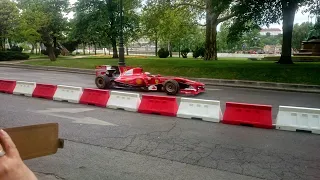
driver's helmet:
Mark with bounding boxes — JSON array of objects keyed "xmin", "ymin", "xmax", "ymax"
[
  {"xmin": 107, "ymin": 66, "xmax": 116, "ymax": 71},
  {"xmin": 145, "ymin": 72, "xmax": 151, "ymax": 76},
  {"xmin": 106, "ymin": 66, "xmax": 116, "ymax": 75}
]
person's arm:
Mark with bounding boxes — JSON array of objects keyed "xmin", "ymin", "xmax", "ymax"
[{"xmin": 0, "ymin": 129, "xmax": 38, "ymax": 180}]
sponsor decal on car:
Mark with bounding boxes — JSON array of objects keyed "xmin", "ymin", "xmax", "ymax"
[{"xmin": 136, "ymin": 78, "xmax": 143, "ymax": 85}]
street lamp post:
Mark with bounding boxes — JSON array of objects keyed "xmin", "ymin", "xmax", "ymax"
[{"xmin": 118, "ymin": 0, "xmax": 125, "ymax": 66}]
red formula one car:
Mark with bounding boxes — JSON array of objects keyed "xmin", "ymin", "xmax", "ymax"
[{"xmin": 95, "ymin": 65, "xmax": 205, "ymax": 96}]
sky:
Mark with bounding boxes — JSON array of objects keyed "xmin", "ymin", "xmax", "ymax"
[{"xmin": 67, "ymin": 0, "xmax": 313, "ymax": 29}]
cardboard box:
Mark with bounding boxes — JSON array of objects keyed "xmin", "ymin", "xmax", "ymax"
[{"xmin": 4, "ymin": 123, "xmax": 64, "ymax": 160}]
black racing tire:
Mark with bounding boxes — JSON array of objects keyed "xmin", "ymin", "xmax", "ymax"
[
  {"xmin": 164, "ymin": 80, "xmax": 180, "ymax": 95},
  {"xmin": 95, "ymin": 76, "xmax": 111, "ymax": 89}
]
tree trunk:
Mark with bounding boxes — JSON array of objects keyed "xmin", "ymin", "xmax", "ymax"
[
  {"xmin": 0, "ymin": 36, "xmax": 5, "ymax": 51},
  {"xmin": 88, "ymin": 44, "xmax": 91, "ymax": 55},
  {"xmin": 35, "ymin": 43, "xmax": 38, "ymax": 55},
  {"xmin": 168, "ymin": 41, "xmax": 172, "ymax": 57},
  {"xmin": 204, "ymin": 1, "xmax": 218, "ymax": 60},
  {"xmin": 109, "ymin": 48, "xmax": 111, "ymax": 55},
  {"xmin": 112, "ymin": 39, "xmax": 118, "ymax": 58},
  {"xmin": 53, "ymin": 37, "xmax": 57, "ymax": 48},
  {"xmin": 126, "ymin": 45, "xmax": 129, "ymax": 56},
  {"xmin": 0, "ymin": 32, "xmax": 3, "ymax": 50},
  {"xmin": 83, "ymin": 43, "xmax": 86, "ymax": 55},
  {"xmin": 104, "ymin": 47, "xmax": 106, "ymax": 55},
  {"xmin": 155, "ymin": 39, "xmax": 158, "ymax": 56},
  {"xmin": 8, "ymin": 39, "xmax": 12, "ymax": 49},
  {"xmin": 46, "ymin": 45, "xmax": 56, "ymax": 61},
  {"xmin": 42, "ymin": 31, "xmax": 56, "ymax": 61},
  {"xmin": 278, "ymin": 1, "xmax": 297, "ymax": 64},
  {"xmin": 31, "ymin": 43, "xmax": 35, "ymax": 54},
  {"xmin": 94, "ymin": 42, "xmax": 97, "ymax": 55},
  {"xmin": 178, "ymin": 42, "xmax": 181, "ymax": 58}
]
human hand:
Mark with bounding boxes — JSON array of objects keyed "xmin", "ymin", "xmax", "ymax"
[{"xmin": 0, "ymin": 129, "xmax": 37, "ymax": 180}]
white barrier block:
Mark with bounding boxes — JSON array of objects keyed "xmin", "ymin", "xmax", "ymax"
[
  {"xmin": 177, "ymin": 98, "xmax": 222, "ymax": 123},
  {"xmin": 107, "ymin": 91, "xmax": 141, "ymax": 112},
  {"xmin": 276, "ymin": 106, "xmax": 320, "ymax": 134},
  {"xmin": 13, "ymin": 81, "xmax": 36, "ymax": 96},
  {"xmin": 53, "ymin": 85, "xmax": 83, "ymax": 103}
]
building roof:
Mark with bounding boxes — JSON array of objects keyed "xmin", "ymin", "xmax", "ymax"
[{"xmin": 260, "ymin": 28, "xmax": 282, "ymax": 32}]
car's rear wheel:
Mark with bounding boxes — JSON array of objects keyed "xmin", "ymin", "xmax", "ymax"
[
  {"xmin": 164, "ymin": 80, "xmax": 180, "ymax": 95},
  {"xmin": 95, "ymin": 76, "xmax": 111, "ymax": 89}
]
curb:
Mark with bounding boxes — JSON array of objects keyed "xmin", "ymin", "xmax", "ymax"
[
  {"xmin": 0, "ymin": 63, "xmax": 94, "ymax": 75},
  {"xmin": 192, "ymin": 78, "xmax": 320, "ymax": 93},
  {"xmin": 1, "ymin": 63, "xmax": 319, "ymax": 93}
]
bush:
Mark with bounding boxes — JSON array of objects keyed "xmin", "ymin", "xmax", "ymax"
[
  {"xmin": 181, "ymin": 48, "xmax": 190, "ymax": 58},
  {"xmin": 158, "ymin": 48, "xmax": 169, "ymax": 58},
  {"xmin": 0, "ymin": 51, "xmax": 30, "ymax": 61},
  {"xmin": 7, "ymin": 46, "xmax": 23, "ymax": 52},
  {"xmin": 41, "ymin": 48, "xmax": 61, "ymax": 58},
  {"xmin": 193, "ymin": 46, "xmax": 205, "ymax": 58}
]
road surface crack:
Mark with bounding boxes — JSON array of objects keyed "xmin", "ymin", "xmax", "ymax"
[{"xmin": 34, "ymin": 171, "xmax": 66, "ymax": 180}]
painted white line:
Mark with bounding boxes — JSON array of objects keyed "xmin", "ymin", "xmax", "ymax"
[
  {"xmin": 33, "ymin": 108, "xmax": 117, "ymax": 126},
  {"xmin": 206, "ymin": 88, "xmax": 222, "ymax": 91}
]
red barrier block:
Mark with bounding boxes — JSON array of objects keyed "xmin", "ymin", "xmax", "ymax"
[
  {"xmin": 80, "ymin": 88, "xmax": 110, "ymax": 107},
  {"xmin": 138, "ymin": 95, "xmax": 178, "ymax": 116},
  {"xmin": 222, "ymin": 102, "xmax": 273, "ymax": 129},
  {"xmin": 32, "ymin": 84, "xmax": 57, "ymax": 100},
  {"xmin": 0, "ymin": 80, "xmax": 16, "ymax": 94}
]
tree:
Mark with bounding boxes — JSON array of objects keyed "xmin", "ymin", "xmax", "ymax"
[
  {"xmin": 176, "ymin": 0, "xmax": 238, "ymax": 60},
  {"xmin": 74, "ymin": 0, "xmax": 140, "ymax": 59},
  {"xmin": 228, "ymin": 0, "xmax": 315, "ymax": 64},
  {"xmin": 141, "ymin": 2, "xmax": 162, "ymax": 56},
  {"xmin": 14, "ymin": 9, "xmax": 49, "ymax": 54},
  {"xmin": 142, "ymin": 1, "xmax": 196, "ymax": 57},
  {"xmin": 17, "ymin": 0, "xmax": 70, "ymax": 61},
  {"xmin": 0, "ymin": 0, "xmax": 19, "ymax": 51},
  {"xmin": 217, "ymin": 22, "xmax": 236, "ymax": 52},
  {"xmin": 292, "ymin": 22, "xmax": 313, "ymax": 50},
  {"xmin": 159, "ymin": 7, "xmax": 195, "ymax": 57}
]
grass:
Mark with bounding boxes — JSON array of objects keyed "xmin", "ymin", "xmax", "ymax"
[{"xmin": 22, "ymin": 55, "xmax": 320, "ymax": 85}]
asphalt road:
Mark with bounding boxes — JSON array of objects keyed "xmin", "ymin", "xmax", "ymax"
[
  {"xmin": 1, "ymin": 67, "xmax": 320, "ymax": 120},
  {"xmin": 1, "ymin": 93, "xmax": 320, "ymax": 180},
  {"xmin": 0, "ymin": 67, "xmax": 320, "ymax": 180}
]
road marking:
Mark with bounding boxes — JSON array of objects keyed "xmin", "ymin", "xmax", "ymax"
[
  {"xmin": 33, "ymin": 108, "xmax": 117, "ymax": 126},
  {"xmin": 36, "ymin": 108, "xmax": 94, "ymax": 114},
  {"xmin": 206, "ymin": 88, "xmax": 222, "ymax": 91}
]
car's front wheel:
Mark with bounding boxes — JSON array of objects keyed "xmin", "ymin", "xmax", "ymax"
[
  {"xmin": 95, "ymin": 76, "xmax": 111, "ymax": 89},
  {"xmin": 164, "ymin": 80, "xmax": 180, "ymax": 95}
]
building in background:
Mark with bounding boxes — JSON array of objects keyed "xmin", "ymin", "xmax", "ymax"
[{"xmin": 260, "ymin": 28, "xmax": 282, "ymax": 36}]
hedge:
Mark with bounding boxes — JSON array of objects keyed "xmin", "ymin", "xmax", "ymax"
[{"xmin": 0, "ymin": 51, "xmax": 30, "ymax": 61}]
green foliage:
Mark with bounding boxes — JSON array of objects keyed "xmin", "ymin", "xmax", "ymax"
[
  {"xmin": 0, "ymin": 51, "xmax": 29, "ymax": 61},
  {"xmin": 181, "ymin": 48, "xmax": 190, "ymax": 58},
  {"xmin": 141, "ymin": 0, "xmax": 198, "ymax": 55},
  {"xmin": 193, "ymin": 46, "xmax": 205, "ymax": 58},
  {"xmin": 20, "ymin": 43, "xmax": 31, "ymax": 51},
  {"xmin": 158, "ymin": 48, "xmax": 169, "ymax": 58},
  {"xmin": 72, "ymin": 0, "xmax": 140, "ymax": 58},
  {"xmin": 14, "ymin": 8, "xmax": 49, "ymax": 44},
  {"xmin": 0, "ymin": 0, "xmax": 19, "ymax": 50},
  {"xmin": 16, "ymin": 0, "xmax": 69, "ymax": 61},
  {"xmin": 292, "ymin": 22, "xmax": 313, "ymax": 50}
]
